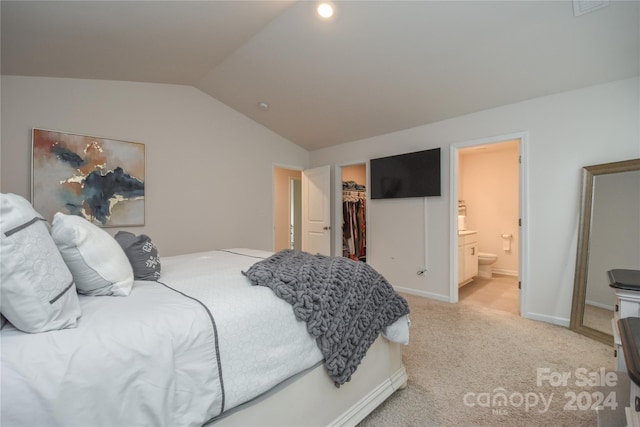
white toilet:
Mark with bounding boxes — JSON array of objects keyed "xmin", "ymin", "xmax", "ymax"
[{"xmin": 477, "ymin": 252, "xmax": 498, "ymax": 278}]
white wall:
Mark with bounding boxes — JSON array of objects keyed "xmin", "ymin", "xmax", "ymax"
[
  {"xmin": 310, "ymin": 77, "xmax": 640, "ymax": 326},
  {"xmin": 0, "ymin": 76, "xmax": 309, "ymax": 256}
]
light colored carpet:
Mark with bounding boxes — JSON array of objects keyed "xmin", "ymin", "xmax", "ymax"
[{"xmin": 358, "ymin": 293, "xmax": 617, "ymax": 427}]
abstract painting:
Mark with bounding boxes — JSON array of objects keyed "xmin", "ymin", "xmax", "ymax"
[{"xmin": 32, "ymin": 129, "xmax": 145, "ymax": 227}]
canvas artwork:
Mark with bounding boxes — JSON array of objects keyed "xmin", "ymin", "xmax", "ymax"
[{"xmin": 32, "ymin": 129, "xmax": 145, "ymax": 227}]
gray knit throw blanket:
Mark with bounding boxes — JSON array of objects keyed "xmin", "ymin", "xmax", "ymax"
[{"xmin": 243, "ymin": 249, "xmax": 410, "ymax": 387}]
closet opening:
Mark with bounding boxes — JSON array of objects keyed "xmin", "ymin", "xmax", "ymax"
[{"xmin": 338, "ymin": 163, "xmax": 367, "ymax": 263}]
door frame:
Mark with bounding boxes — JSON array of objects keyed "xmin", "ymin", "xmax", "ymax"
[
  {"xmin": 334, "ymin": 160, "xmax": 369, "ymax": 259},
  {"xmin": 449, "ymin": 132, "xmax": 529, "ymax": 317}
]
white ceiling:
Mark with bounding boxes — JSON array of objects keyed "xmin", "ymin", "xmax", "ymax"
[{"xmin": 2, "ymin": 1, "xmax": 638, "ymax": 151}]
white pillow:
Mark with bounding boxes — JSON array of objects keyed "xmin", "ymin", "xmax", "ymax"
[
  {"xmin": 51, "ymin": 212, "xmax": 134, "ymax": 296},
  {"xmin": 0, "ymin": 193, "xmax": 81, "ymax": 333}
]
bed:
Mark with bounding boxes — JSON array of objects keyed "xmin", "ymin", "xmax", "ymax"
[{"xmin": 0, "ymin": 194, "xmax": 410, "ymax": 426}]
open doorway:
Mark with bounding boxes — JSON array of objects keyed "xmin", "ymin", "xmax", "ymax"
[
  {"xmin": 274, "ymin": 165, "xmax": 332, "ymax": 255},
  {"xmin": 450, "ymin": 133, "xmax": 528, "ymax": 317},
  {"xmin": 273, "ymin": 166, "xmax": 301, "ymax": 252}
]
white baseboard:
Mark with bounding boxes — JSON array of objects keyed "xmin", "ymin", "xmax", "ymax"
[
  {"xmin": 395, "ymin": 284, "xmax": 572, "ymax": 330},
  {"xmin": 394, "ymin": 286, "xmax": 450, "ymax": 302},
  {"xmin": 585, "ymin": 300, "xmax": 615, "ymax": 311},
  {"xmin": 523, "ymin": 311, "xmax": 569, "ymax": 327}
]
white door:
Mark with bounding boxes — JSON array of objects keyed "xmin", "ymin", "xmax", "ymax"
[{"xmin": 302, "ymin": 165, "xmax": 331, "ymax": 255}]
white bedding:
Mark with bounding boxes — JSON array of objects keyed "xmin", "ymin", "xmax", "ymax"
[
  {"xmin": 158, "ymin": 248, "xmax": 324, "ymax": 414},
  {"xmin": 2, "ymin": 279, "xmax": 222, "ymax": 426},
  {"xmin": 1, "ymin": 248, "xmax": 409, "ymax": 426}
]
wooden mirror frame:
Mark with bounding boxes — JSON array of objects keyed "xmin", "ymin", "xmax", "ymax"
[{"xmin": 570, "ymin": 158, "xmax": 640, "ymax": 345}]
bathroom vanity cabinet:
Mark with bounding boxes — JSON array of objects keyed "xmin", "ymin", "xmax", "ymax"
[{"xmin": 458, "ymin": 231, "xmax": 478, "ymax": 287}]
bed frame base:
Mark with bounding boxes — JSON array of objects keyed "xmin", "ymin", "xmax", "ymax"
[
  {"xmin": 213, "ymin": 337, "xmax": 407, "ymax": 426},
  {"xmin": 329, "ymin": 366, "xmax": 408, "ymax": 427}
]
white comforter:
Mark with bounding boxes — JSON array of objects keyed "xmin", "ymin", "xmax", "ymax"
[{"xmin": 1, "ymin": 248, "xmax": 323, "ymax": 426}]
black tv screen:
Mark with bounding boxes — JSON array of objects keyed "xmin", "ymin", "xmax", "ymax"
[{"xmin": 370, "ymin": 148, "xmax": 441, "ymax": 199}]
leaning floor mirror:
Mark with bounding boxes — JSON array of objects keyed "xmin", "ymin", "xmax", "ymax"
[{"xmin": 570, "ymin": 158, "xmax": 640, "ymax": 346}]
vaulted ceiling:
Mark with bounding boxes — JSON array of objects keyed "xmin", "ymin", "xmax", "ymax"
[{"xmin": 2, "ymin": 1, "xmax": 638, "ymax": 150}]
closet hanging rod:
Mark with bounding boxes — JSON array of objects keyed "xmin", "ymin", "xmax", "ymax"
[{"xmin": 342, "ymin": 190, "xmax": 366, "ymax": 202}]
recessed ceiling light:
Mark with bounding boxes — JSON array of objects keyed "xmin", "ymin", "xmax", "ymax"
[{"xmin": 317, "ymin": 2, "xmax": 334, "ymax": 19}]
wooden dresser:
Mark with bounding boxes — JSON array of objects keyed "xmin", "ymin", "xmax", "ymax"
[{"xmin": 610, "ymin": 269, "xmax": 640, "ymax": 427}]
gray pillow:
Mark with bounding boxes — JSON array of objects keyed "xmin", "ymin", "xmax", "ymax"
[{"xmin": 114, "ymin": 231, "xmax": 161, "ymax": 280}]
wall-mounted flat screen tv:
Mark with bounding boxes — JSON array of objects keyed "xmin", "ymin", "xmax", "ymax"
[{"xmin": 370, "ymin": 147, "xmax": 441, "ymax": 199}]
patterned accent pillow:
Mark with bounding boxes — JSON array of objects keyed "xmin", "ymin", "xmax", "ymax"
[
  {"xmin": 114, "ymin": 231, "xmax": 161, "ymax": 280},
  {"xmin": 0, "ymin": 193, "xmax": 81, "ymax": 333},
  {"xmin": 51, "ymin": 212, "xmax": 134, "ymax": 296}
]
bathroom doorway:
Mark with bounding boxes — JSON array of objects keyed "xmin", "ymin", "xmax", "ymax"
[{"xmin": 450, "ymin": 134, "xmax": 527, "ymax": 317}]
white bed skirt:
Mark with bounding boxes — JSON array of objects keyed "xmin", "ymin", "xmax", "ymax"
[{"xmin": 212, "ymin": 336, "xmax": 407, "ymax": 426}]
